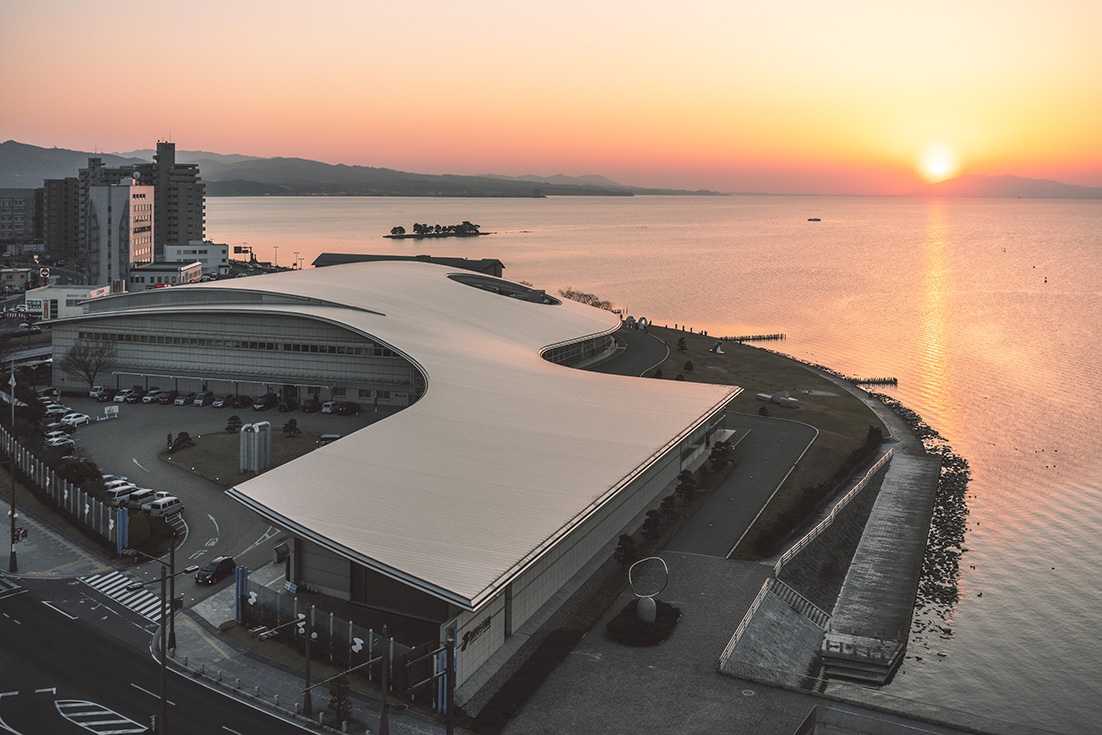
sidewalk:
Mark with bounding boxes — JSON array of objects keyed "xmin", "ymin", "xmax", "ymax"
[
  {"xmin": 174, "ymin": 565, "xmax": 457, "ymax": 734},
  {"xmin": 0, "ymin": 486, "xmax": 460, "ymax": 735}
]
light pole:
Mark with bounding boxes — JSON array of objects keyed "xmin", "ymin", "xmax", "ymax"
[
  {"xmin": 8, "ymin": 363, "xmax": 16, "ymax": 573},
  {"xmin": 124, "ymin": 545, "xmax": 197, "ymax": 735},
  {"xmin": 293, "ymin": 251, "xmax": 300, "ymax": 269},
  {"xmin": 273, "ymin": 245, "xmax": 278, "ymax": 267}
]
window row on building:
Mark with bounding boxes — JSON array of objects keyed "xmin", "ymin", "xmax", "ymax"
[{"xmin": 76, "ymin": 329, "xmax": 399, "ymax": 357}]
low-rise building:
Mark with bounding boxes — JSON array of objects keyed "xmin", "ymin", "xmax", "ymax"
[
  {"xmin": 128, "ymin": 261, "xmax": 202, "ymax": 290},
  {"xmin": 164, "ymin": 241, "xmax": 229, "ymax": 276},
  {"xmin": 24, "ymin": 284, "xmax": 111, "ymax": 320}
]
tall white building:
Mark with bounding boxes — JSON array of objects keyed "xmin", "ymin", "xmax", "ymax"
[{"xmin": 85, "ymin": 179, "xmax": 154, "ymax": 288}]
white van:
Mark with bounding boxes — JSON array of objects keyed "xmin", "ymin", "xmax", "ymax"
[
  {"xmin": 148, "ymin": 496, "xmax": 183, "ymax": 518},
  {"xmin": 125, "ymin": 488, "xmax": 156, "ymax": 511},
  {"xmin": 104, "ymin": 484, "xmax": 137, "ymax": 507}
]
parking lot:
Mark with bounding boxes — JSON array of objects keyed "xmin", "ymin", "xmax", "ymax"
[{"xmin": 43, "ymin": 390, "xmax": 389, "ymax": 604}]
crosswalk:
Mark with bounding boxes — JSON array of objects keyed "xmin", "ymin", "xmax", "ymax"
[
  {"xmin": 79, "ymin": 571, "xmax": 165, "ymax": 622},
  {"xmin": 56, "ymin": 699, "xmax": 148, "ymax": 734}
]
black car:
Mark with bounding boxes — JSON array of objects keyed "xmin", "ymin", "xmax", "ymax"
[
  {"xmin": 277, "ymin": 397, "xmax": 299, "ymax": 412},
  {"xmin": 333, "ymin": 401, "xmax": 361, "ymax": 416},
  {"xmin": 231, "ymin": 394, "xmax": 254, "ymax": 409},
  {"xmin": 195, "ymin": 556, "xmax": 236, "ymax": 585},
  {"xmin": 252, "ymin": 393, "xmax": 279, "ymax": 411},
  {"xmin": 212, "ymin": 394, "xmax": 235, "ymax": 408},
  {"xmin": 96, "ymin": 388, "xmax": 119, "ymax": 402},
  {"xmin": 158, "ymin": 390, "xmax": 180, "ymax": 404},
  {"xmin": 300, "ymin": 397, "xmax": 322, "ymax": 413}
]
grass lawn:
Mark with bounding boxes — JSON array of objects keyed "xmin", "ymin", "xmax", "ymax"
[{"xmin": 162, "ymin": 427, "xmax": 324, "ymax": 486}]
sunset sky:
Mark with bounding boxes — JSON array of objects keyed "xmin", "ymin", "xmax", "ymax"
[{"xmin": 3, "ymin": 0, "xmax": 1100, "ymax": 194}]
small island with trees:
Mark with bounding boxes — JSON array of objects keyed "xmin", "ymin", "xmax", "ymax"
[{"xmin": 385, "ymin": 221, "xmax": 487, "ymax": 239}]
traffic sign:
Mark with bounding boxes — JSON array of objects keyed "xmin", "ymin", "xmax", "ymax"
[{"xmin": 39, "ymin": 268, "xmax": 50, "ymax": 278}]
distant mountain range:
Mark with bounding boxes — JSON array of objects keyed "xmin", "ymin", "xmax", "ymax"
[
  {"xmin": 0, "ymin": 141, "xmax": 718, "ymax": 197},
  {"xmin": 2, "ymin": 141, "xmax": 1097, "ymax": 198},
  {"xmin": 905, "ymin": 174, "xmax": 1102, "ymax": 199}
]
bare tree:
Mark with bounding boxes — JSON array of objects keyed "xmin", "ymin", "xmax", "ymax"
[{"xmin": 59, "ymin": 338, "xmax": 118, "ymax": 390}]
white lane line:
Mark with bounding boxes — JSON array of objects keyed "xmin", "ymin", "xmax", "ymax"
[
  {"xmin": 131, "ymin": 458, "xmax": 150, "ymax": 472},
  {"xmin": 222, "ymin": 727, "xmax": 244, "ymax": 734},
  {"xmin": 129, "ymin": 683, "xmax": 158, "ymax": 700},
  {"xmin": 41, "ymin": 601, "xmax": 78, "ymax": 620},
  {"xmin": 33, "ymin": 688, "xmax": 56, "ymax": 694}
]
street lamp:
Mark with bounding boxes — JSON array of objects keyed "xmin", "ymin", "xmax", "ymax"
[
  {"xmin": 292, "ymin": 251, "xmax": 300, "ymax": 269},
  {"xmin": 273, "ymin": 245, "xmax": 278, "ymax": 267},
  {"xmin": 124, "ymin": 542, "xmax": 198, "ymax": 735}
]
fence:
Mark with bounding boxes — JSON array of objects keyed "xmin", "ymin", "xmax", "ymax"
[
  {"xmin": 773, "ymin": 449, "xmax": 893, "ymax": 576},
  {"xmin": 236, "ymin": 577, "xmax": 448, "ymax": 711},
  {"xmin": 1, "ymin": 422, "xmax": 116, "ymax": 545}
]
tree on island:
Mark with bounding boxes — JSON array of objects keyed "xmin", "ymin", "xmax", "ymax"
[
  {"xmin": 390, "ymin": 226, "xmax": 406, "ymax": 236},
  {"xmin": 558, "ymin": 287, "xmax": 613, "ymax": 311}
]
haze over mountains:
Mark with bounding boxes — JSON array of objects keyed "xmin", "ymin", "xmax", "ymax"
[{"xmin": 1, "ymin": 140, "xmax": 1099, "ymax": 198}]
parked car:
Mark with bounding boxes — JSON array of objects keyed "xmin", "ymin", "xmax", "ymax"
[
  {"xmin": 300, "ymin": 397, "xmax": 322, "ymax": 413},
  {"xmin": 43, "ymin": 404, "xmax": 72, "ymax": 417},
  {"xmin": 277, "ymin": 397, "xmax": 299, "ymax": 412},
  {"xmin": 139, "ymin": 490, "xmax": 173, "ymax": 512},
  {"xmin": 147, "ymin": 496, "xmax": 183, "ymax": 518},
  {"xmin": 88, "ymin": 385, "xmax": 108, "ymax": 399},
  {"xmin": 333, "ymin": 401, "xmax": 361, "ymax": 416},
  {"xmin": 125, "ymin": 488, "xmax": 157, "ymax": 511},
  {"xmin": 321, "ymin": 401, "xmax": 337, "ymax": 414},
  {"xmin": 104, "ymin": 484, "xmax": 138, "ymax": 507},
  {"xmin": 252, "ymin": 393, "xmax": 278, "ymax": 411},
  {"xmin": 193, "ymin": 391, "xmax": 214, "ymax": 406},
  {"xmin": 44, "ymin": 430, "xmax": 71, "ymax": 443},
  {"xmin": 158, "ymin": 390, "xmax": 180, "ymax": 404},
  {"xmin": 195, "ymin": 556, "xmax": 236, "ymax": 585},
  {"xmin": 175, "ymin": 392, "xmax": 196, "ymax": 406},
  {"xmin": 319, "ymin": 433, "xmax": 341, "ymax": 447},
  {"xmin": 231, "ymin": 394, "xmax": 253, "ymax": 409},
  {"xmin": 42, "ymin": 421, "xmax": 76, "ymax": 435},
  {"xmin": 97, "ymin": 388, "xmax": 119, "ymax": 402},
  {"xmin": 125, "ymin": 390, "xmax": 144, "ymax": 404},
  {"xmin": 45, "ymin": 435, "xmax": 74, "ymax": 449},
  {"xmin": 114, "ymin": 389, "xmax": 137, "ymax": 403},
  {"xmin": 60, "ymin": 412, "xmax": 91, "ymax": 427},
  {"xmin": 102, "ymin": 474, "xmax": 128, "ymax": 484},
  {"xmin": 141, "ymin": 389, "xmax": 165, "ymax": 403},
  {"xmin": 212, "ymin": 394, "xmax": 235, "ymax": 408}
]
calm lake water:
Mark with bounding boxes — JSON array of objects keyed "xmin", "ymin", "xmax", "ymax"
[{"xmin": 207, "ymin": 195, "xmax": 1102, "ymax": 733}]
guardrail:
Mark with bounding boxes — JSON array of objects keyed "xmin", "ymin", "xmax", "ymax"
[
  {"xmin": 773, "ymin": 449, "xmax": 893, "ymax": 576},
  {"xmin": 718, "ymin": 577, "xmax": 771, "ymax": 668}
]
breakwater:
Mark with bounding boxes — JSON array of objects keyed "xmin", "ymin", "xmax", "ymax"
[
  {"xmin": 849, "ymin": 377, "xmax": 898, "ymax": 386},
  {"xmin": 723, "ymin": 333, "xmax": 786, "ymax": 343}
]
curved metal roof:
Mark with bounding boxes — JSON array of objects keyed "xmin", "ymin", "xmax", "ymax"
[{"xmin": 79, "ymin": 262, "xmax": 740, "ymax": 610}]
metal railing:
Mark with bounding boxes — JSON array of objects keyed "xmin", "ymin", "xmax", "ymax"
[{"xmin": 773, "ymin": 449, "xmax": 893, "ymax": 576}]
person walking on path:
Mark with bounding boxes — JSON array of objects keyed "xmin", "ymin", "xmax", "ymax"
[{"xmin": 167, "ymin": 432, "xmax": 173, "ymax": 448}]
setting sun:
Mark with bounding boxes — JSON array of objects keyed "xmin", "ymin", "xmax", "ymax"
[{"xmin": 918, "ymin": 142, "xmax": 960, "ymax": 183}]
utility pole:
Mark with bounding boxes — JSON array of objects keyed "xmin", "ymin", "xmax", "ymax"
[{"xmin": 8, "ymin": 365, "xmax": 16, "ymax": 573}]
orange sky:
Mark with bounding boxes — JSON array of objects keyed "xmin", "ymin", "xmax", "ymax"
[{"xmin": 2, "ymin": 1, "xmax": 1100, "ymax": 194}]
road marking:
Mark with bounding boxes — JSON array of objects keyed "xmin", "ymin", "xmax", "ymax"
[
  {"xmin": 34, "ymin": 688, "xmax": 56, "ymax": 694},
  {"xmin": 207, "ymin": 513, "xmax": 220, "ymax": 536},
  {"xmin": 131, "ymin": 458, "xmax": 149, "ymax": 472},
  {"xmin": 222, "ymin": 728, "xmax": 243, "ymax": 734},
  {"xmin": 241, "ymin": 525, "xmax": 279, "ymax": 555},
  {"xmin": 128, "ymin": 683, "xmax": 164, "ymax": 702},
  {"xmin": 79, "ymin": 572, "xmax": 163, "ymax": 622},
  {"xmin": 56, "ymin": 699, "xmax": 149, "ymax": 733},
  {"xmin": 40, "ymin": 599, "xmax": 77, "ymax": 617}
]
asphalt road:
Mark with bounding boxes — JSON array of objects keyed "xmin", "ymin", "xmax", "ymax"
[
  {"xmin": 49, "ymin": 393, "xmax": 384, "ymax": 607},
  {"xmin": 0, "ymin": 578, "xmax": 312, "ymax": 734}
]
